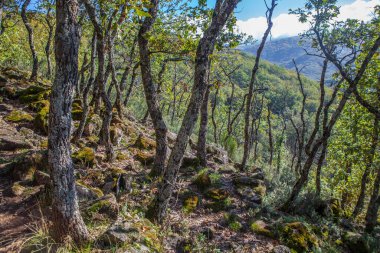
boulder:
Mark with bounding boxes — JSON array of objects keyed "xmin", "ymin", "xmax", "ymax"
[
  {"xmin": 34, "ymin": 170, "xmax": 51, "ymax": 186},
  {"xmin": 110, "ymin": 126, "xmax": 123, "ymax": 146},
  {"xmin": 233, "ymin": 175, "xmax": 264, "ymax": 187},
  {"xmin": 280, "ymin": 222, "xmax": 318, "ymax": 252},
  {"xmin": 34, "ymin": 103, "xmax": 49, "ymax": 134},
  {"xmin": 133, "ymin": 133, "xmax": 156, "ymax": 150},
  {"xmin": 183, "ymin": 194, "xmax": 199, "ymax": 213},
  {"xmin": 86, "ymin": 194, "xmax": 119, "ymax": 220},
  {"xmin": 72, "ymin": 147, "xmax": 96, "ymax": 168},
  {"xmin": 236, "ymin": 186, "xmax": 263, "ymax": 204},
  {"xmin": 205, "ymin": 187, "xmax": 229, "ymax": 201},
  {"xmin": 0, "ymin": 120, "xmax": 34, "ymax": 151},
  {"xmin": 250, "ymin": 220, "xmax": 274, "ymax": 238},
  {"xmin": 76, "ymin": 182, "xmax": 103, "ymax": 201},
  {"xmin": 194, "ymin": 170, "xmax": 211, "ymax": 190},
  {"xmin": 134, "ymin": 150, "xmax": 155, "ymax": 165}
]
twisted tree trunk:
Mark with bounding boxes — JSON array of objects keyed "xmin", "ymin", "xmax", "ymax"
[
  {"xmin": 49, "ymin": 0, "xmax": 89, "ymax": 244},
  {"xmin": 21, "ymin": 0, "xmax": 39, "ymax": 80},
  {"xmin": 148, "ymin": 0, "xmax": 239, "ymax": 224},
  {"xmin": 197, "ymin": 86, "xmax": 210, "ymax": 167},
  {"xmin": 138, "ymin": 0, "xmax": 168, "ymax": 176}
]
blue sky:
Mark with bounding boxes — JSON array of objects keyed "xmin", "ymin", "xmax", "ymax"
[
  {"xmin": 192, "ymin": 0, "xmax": 356, "ymax": 20},
  {"xmin": 232, "ymin": 0, "xmax": 379, "ymax": 38}
]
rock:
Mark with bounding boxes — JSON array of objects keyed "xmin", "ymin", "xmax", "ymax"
[
  {"xmin": 134, "ymin": 133, "xmax": 156, "ymax": 150},
  {"xmin": 181, "ymin": 154, "xmax": 200, "ymax": 168},
  {"xmin": 76, "ymin": 182, "xmax": 103, "ymax": 201},
  {"xmin": 250, "ymin": 220, "xmax": 274, "ymax": 238},
  {"xmin": 194, "ymin": 170, "xmax": 211, "ymax": 190},
  {"xmin": 280, "ymin": 222, "xmax": 318, "ymax": 252},
  {"xmin": 205, "ymin": 187, "xmax": 229, "ymax": 201},
  {"xmin": 34, "ymin": 170, "xmax": 51, "ymax": 186},
  {"xmin": 110, "ymin": 126, "xmax": 123, "ymax": 146},
  {"xmin": 115, "ymin": 173, "xmax": 132, "ymax": 196},
  {"xmin": 99, "ymin": 216, "xmax": 160, "ymax": 251},
  {"xmin": 206, "ymin": 145, "xmax": 228, "ymax": 164},
  {"xmin": 34, "ymin": 103, "xmax": 49, "ymax": 134},
  {"xmin": 72, "ymin": 147, "xmax": 96, "ymax": 168},
  {"xmin": 86, "ymin": 194, "xmax": 119, "ymax": 220},
  {"xmin": 233, "ymin": 175, "xmax": 264, "ymax": 187},
  {"xmin": 272, "ymin": 245, "xmax": 291, "ymax": 253},
  {"xmin": 183, "ymin": 195, "xmax": 199, "ymax": 213},
  {"xmin": 236, "ymin": 186, "xmax": 263, "ymax": 204},
  {"xmin": 134, "ymin": 150, "xmax": 155, "ymax": 165},
  {"xmin": 342, "ymin": 232, "xmax": 369, "ymax": 253},
  {"xmin": 0, "ymin": 120, "xmax": 33, "ymax": 150},
  {"xmin": 5, "ymin": 110, "xmax": 34, "ymax": 123}
]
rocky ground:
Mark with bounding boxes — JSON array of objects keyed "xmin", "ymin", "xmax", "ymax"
[{"xmin": 0, "ymin": 67, "xmax": 378, "ymax": 253}]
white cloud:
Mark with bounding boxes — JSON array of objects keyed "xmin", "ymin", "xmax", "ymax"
[{"xmin": 237, "ymin": 0, "xmax": 380, "ymax": 39}]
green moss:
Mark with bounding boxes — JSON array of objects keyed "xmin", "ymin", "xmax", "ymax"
[
  {"xmin": 134, "ymin": 150, "xmax": 154, "ymax": 164},
  {"xmin": 72, "ymin": 147, "xmax": 96, "ymax": 168},
  {"xmin": 5, "ymin": 110, "xmax": 34, "ymax": 122},
  {"xmin": 250, "ymin": 220, "xmax": 274, "ymax": 238},
  {"xmin": 19, "ymin": 90, "xmax": 50, "ymax": 104},
  {"xmin": 194, "ymin": 169, "xmax": 211, "ymax": 190},
  {"xmin": 34, "ymin": 104, "xmax": 49, "ymax": 134},
  {"xmin": 183, "ymin": 195, "xmax": 199, "ymax": 213},
  {"xmin": 16, "ymin": 85, "xmax": 47, "ymax": 97},
  {"xmin": 11, "ymin": 182, "xmax": 26, "ymax": 196},
  {"xmin": 29, "ymin": 99, "xmax": 49, "ymax": 112},
  {"xmin": 205, "ymin": 188, "xmax": 229, "ymax": 200},
  {"xmin": 280, "ymin": 222, "xmax": 318, "ymax": 252},
  {"xmin": 229, "ymin": 221, "xmax": 242, "ymax": 232},
  {"xmin": 134, "ymin": 134, "xmax": 156, "ymax": 150},
  {"xmin": 253, "ymin": 185, "xmax": 266, "ymax": 197}
]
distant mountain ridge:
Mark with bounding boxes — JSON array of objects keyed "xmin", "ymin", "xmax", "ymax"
[{"xmin": 240, "ymin": 36, "xmax": 336, "ymax": 81}]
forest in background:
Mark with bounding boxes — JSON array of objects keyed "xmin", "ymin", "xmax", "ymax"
[{"xmin": 0, "ymin": 0, "xmax": 379, "ymax": 252}]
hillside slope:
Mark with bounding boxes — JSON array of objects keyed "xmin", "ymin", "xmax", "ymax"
[{"xmin": 240, "ymin": 36, "xmax": 336, "ymax": 81}]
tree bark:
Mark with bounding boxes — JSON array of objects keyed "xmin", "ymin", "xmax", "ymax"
[
  {"xmin": 138, "ymin": 0, "xmax": 168, "ymax": 176},
  {"xmin": 365, "ymin": 151, "xmax": 380, "ymax": 232},
  {"xmin": 197, "ymin": 86, "xmax": 210, "ymax": 167},
  {"xmin": 21, "ymin": 0, "xmax": 39, "ymax": 80},
  {"xmin": 267, "ymin": 106, "xmax": 273, "ymax": 168},
  {"xmin": 148, "ymin": 0, "xmax": 239, "ymax": 224},
  {"xmin": 49, "ymin": 0, "xmax": 89, "ymax": 244}
]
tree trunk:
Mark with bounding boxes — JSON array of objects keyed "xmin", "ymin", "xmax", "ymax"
[
  {"xmin": 49, "ymin": 0, "xmax": 89, "ymax": 244},
  {"xmin": 73, "ymin": 32, "xmax": 96, "ymax": 142},
  {"xmin": 352, "ymin": 118, "xmax": 379, "ymax": 218},
  {"xmin": 211, "ymin": 86, "xmax": 219, "ymax": 143},
  {"xmin": 197, "ymin": 86, "xmax": 210, "ymax": 167},
  {"xmin": 315, "ymin": 139, "xmax": 327, "ymax": 196},
  {"xmin": 241, "ymin": 0, "xmax": 276, "ymax": 169},
  {"xmin": 148, "ymin": 0, "xmax": 239, "ymax": 224},
  {"xmin": 138, "ymin": 0, "xmax": 168, "ymax": 176},
  {"xmin": 123, "ymin": 62, "xmax": 139, "ymax": 107},
  {"xmin": 45, "ymin": 5, "xmax": 54, "ymax": 78},
  {"xmin": 21, "ymin": 0, "xmax": 39, "ymax": 80},
  {"xmin": 267, "ymin": 106, "xmax": 273, "ymax": 168}
]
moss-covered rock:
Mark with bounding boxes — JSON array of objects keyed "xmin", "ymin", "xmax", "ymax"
[
  {"xmin": 76, "ymin": 181, "xmax": 104, "ymax": 201},
  {"xmin": 19, "ymin": 90, "xmax": 50, "ymax": 104},
  {"xmin": 5, "ymin": 110, "xmax": 33, "ymax": 122},
  {"xmin": 194, "ymin": 170, "xmax": 211, "ymax": 190},
  {"xmin": 72, "ymin": 147, "xmax": 96, "ymax": 168},
  {"xmin": 134, "ymin": 150, "xmax": 155, "ymax": 165},
  {"xmin": 71, "ymin": 109, "xmax": 83, "ymax": 121},
  {"xmin": 205, "ymin": 187, "xmax": 229, "ymax": 201},
  {"xmin": 250, "ymin": 220, "xmax": 274, "ymax": 238},
  {"xmin": 183, "ymin": 195, "xmax": 199, "ymax": 213},
  {"xmin": 110, "ymin": 126, "xmax": 123, "ymax": 146},
  {"xmin": 34, "ymin": 103, "xmax": 49, "ymax": 134},
  {"xmin": 280, "ymin": 222, "xmax": 318, "ymax": 252},
  {"xmin": 86, "ymin": 194, "xmax": 119, "ymax": 221},
  {"xmin": 29, "ymin": 99, "xmax": 49, "ymax": 112},
  {"xmin": 134, "ymin": 133, "xmax": 156, "ymax": 150},
  {"xmin": 11, "ymin": 181, "xmax": 26, "ymax": 196}
]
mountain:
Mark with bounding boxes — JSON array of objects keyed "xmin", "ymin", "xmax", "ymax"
[{"xmin": 240, "ymin": 36, "xmax": 336, "ymax": 81}]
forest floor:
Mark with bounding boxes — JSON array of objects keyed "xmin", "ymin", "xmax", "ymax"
[{"xmin": 0, "ymin": 67, "xmax": 377, "ymax": 253}]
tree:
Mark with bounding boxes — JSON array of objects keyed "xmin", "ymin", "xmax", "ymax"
[
  {"xmin": 281, "ymin": 0, "xmax": 380, "ymax": 211},
  {"xmin": 138, "ymin": 0, "xmax": 168, "ymax": 176},
  {"xmin": 21, "ymin": 0, "xmax": 38, "ymax": 80},
  {"xmin": 48, "ymin": 0, "xmax": 89, "ymax": 244},
  {"xmin": 241, "ymin": 0, "xmax": 277, "ymax": 169},
  {"xmin": 148, "ymin": 0, "xmax": 239, "ymax": 224}
]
